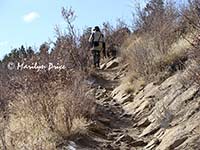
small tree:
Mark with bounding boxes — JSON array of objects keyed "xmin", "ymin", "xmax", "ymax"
[{"xmin": 26, "ymin": 46, "xmax": 35, "ymax": 58}]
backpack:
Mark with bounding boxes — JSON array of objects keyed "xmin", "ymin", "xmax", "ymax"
[{"xmin": 92, "ymin": 33, "xmax": 103, "ymax": 47}]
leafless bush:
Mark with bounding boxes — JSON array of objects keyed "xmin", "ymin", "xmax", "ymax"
[
  {"xmin": 122, "ymin": 0, "xmax": 188, "ymax": 82},
  {"xmin": 123, "ymin": 34, "xmax": 157, "ymax": 78},
  {"xmin": 179, "ymin": 0, "xmax": 200, "ymax": 34},
  {"xmin": 0, "ymin": 7, "xmax": 95, "ymax": 150},
  {"xmin": 178, "ymin": 0, "xmax": 200, "ymax": 85},
  {"xmin": 51, "ymin": 7, "xmax": 93, "ymax": 71},
  {"xmin": 181, "ymin": 33, "xmax": 200, "ymax": 86},
  {"xmin": 0, "ymin": 66, "xmax": 94, "ymax": 150},
  {"xmin": 134, "ymin": 0, "xmax": 181, "ymax": 53},
  {"xmin": 102, "ymin": 21, "xmax": 130, "ymax": 57},
  {"xmin": 3, "ymin": 75, "xmax": 94, "ymax": 150}
]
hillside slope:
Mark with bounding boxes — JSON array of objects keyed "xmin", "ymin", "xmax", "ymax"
[{"xmin": 63, "ymin": 58, "xmax": 200, "ymax": 150}]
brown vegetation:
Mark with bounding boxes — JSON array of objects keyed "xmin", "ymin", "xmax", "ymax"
[
  {"xmin": 122, "ymin": 0, "xmax": 200, "ymax": 83},
  {"xmin": 0, "ymin": 7, "xmax": 95, "ymax": 149},
  {"xmin": 1, "ymin": 0, "xmax": 200, "ymax": 149}
]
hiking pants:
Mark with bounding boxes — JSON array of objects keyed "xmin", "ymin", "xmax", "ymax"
[{"xmin": 92, "ymin": 50, "xmax": 100, "ymax": 67}]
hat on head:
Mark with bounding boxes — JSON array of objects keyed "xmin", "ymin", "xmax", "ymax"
[{"xmin": 94, "ymin": 26, "xmax": 100, "ymax": 32}]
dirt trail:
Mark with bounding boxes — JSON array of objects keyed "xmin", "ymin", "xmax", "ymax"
[{"xmin": 65, "ymin": 59, "xmax": 135, "ymax": 150}]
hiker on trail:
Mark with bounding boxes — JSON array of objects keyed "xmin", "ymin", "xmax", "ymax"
[{"xmin": 89, "ymin": 26, "xmax": 106, "ymax": 68}]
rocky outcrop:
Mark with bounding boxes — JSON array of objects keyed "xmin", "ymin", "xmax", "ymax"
[
  {"xmin": 101, "ymin": 57, "xmax": 121, "ymax": 70},
  {"xmin": 112, "ymin": 71, "xmax": 200, "ymax": 149}
]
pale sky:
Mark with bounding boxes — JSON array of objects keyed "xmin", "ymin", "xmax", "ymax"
[{"xmin": 0, "ymin": 0, "xmax": 187, "ymax": 59}]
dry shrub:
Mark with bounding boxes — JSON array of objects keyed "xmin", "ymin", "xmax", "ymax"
[
  {"xmin": 123, "ymin": 33, "xmax": 192, "ymax": 83},
  {"xmin": 2, "ymin": 73, "xmax": 94, "ymax": 150},
  {"xmin": 0, "ymin": 59, "xmax": 92, "ymax": 149},
  {"xmin": 6, "ymin": 100, "xmax": 57, "ymax": 150},
  {"xmin": 119, "ymin": 72, "xmax": 146, "ymax": 96},
  {"xmin": 70, "ymin": 117, "xmax": 90, "ymax": 135},
  {"xmin": 122, "ymin": 0, "xmax": 193, "ymax": 82},
  {"xmin": 180, "ymin": 0, "xmax": 200, "ymax": 85},
  {"xmin": 181, "ymin": 33, "xmax": 200, "ymax": 86},
  {"xmin": 133, "ymin": 0, "xmax": 180, "ymax": 51},
  {"xmin": 0, "ymin": 7, "xmax": 95, "ymax": 150},
  {"xmin": 179, "ymin": 0, "xmax": 200, "ymax": 34},
  {"xmin": 123, "ymin": 34, "xmax": 160, "ymax": 79},
  {"xmin": 102, "ymin": 21, "xmax": 131, "ymax": 57},
  {"xmin": 51, "ymin": 7, "xmax": 92, "ymax": 70},
  {"xmin": 153, "ymin": 36, "xmax": 193, "ymax": 73}
]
